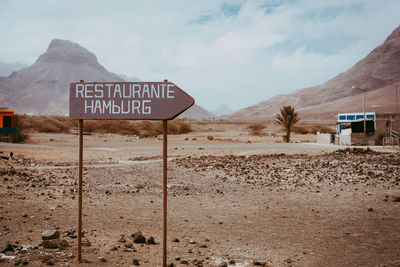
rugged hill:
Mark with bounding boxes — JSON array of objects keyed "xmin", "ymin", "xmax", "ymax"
[
  {"xmin": 179, "ymin": 104, "xmax": 214, "ymax": 119},
  {"xmin": 224, "ymin": 25, "xmax": 400, "ymax": 122},
  {"xmin": 0, "ymin": 39, "xmax": 210, "ymax": 118},
  {"xmin": 0, "ymin": 39, "xmax": 124, "ymax": 114},
  {"xmin": 212, "ymin": 105, "xmax": 234, "ymax": 116}
]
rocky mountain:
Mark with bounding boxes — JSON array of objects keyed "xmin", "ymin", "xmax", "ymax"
[
  {"xmin": 212, "ymin": 105, "xmax": 234, "ymax": 116},
  {"xmin": 0, "ymin": 39, "xmax": 124, "ymax": 114},
  {"xmin": 224, "ymin": 25, "xmax": 400, "ymax": 122},
  {"xmin": 0, "ymin": 61, "xmax": 27, "ymax": 77},
  {"xmin": 0, "ymin": 39, "xmax": 210, "ymax": 118},
  {"xmin": 179, "ymin": 104, "xmax": 214, "ymax": 119}
]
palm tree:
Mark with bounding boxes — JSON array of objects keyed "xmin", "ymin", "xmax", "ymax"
[{"xmin": 275, "ymin": 105, "xmax": 300, "ymax": 143}]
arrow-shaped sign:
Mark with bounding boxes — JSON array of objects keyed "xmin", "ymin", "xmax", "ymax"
[{"xmin": 69, "ymin": 81, "xmax": 194, "ymax": 120}]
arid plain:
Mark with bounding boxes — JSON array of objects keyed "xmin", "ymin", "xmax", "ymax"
[{"xmin": 1, "ymin": 123, "xmax": 400, "ymax": 267}]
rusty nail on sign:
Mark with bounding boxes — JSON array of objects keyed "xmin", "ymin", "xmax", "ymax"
[
  {"xmin": 69, "ymin": 81, "xmax": 194, "ymax": 120},
  {"xmin": 69, "ymin": 80, "xmax": 194, "ymax": 266}
]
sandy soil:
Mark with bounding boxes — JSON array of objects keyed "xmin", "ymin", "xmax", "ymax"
[{"xmin": 0, "ymin": 129, "xmax": 399, "ymax": 267}]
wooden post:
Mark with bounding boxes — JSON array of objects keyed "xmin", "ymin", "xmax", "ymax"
[
  {"xmin": 77, "ymin": 119, "xmax": 83, "ymax": 262},
  {"xmin": 162, "ymin": 120, "xmax": 168, "ymax": 267},
  {"xmin": 396, "ymin": 85, "xmax": 398, "ymax": 113}
]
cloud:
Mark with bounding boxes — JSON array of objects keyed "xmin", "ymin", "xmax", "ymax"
[{"xmin": 0, "ymin": 0, "xmax": 399, "ymax": 110}]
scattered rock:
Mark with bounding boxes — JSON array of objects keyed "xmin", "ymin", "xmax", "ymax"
[
  {"xmin": 132, "ymin": 231, "xmax": 146, "ymax": 244},
  {"xmin": 218, "ymin": 262, "xmax": 228, "ymax": 267},
  {"xmin": 132, "ymin": 258, "xmax": 140, "ymax": 265},
  {"xmin": 198, "ymin": 243, "xmax": 207, "ymax": 248},
  {"xmin": 42, "ymin": 230, "xmax": 60, "ymax": 240},
  {"xmin": 172, "ymin": 238, "xmax": 180, "ymax": 242},
  {"xmin": 180, "ymin": 259, "xmax": 189, "ymax": 265},
  {"xmin": 368, "ymin": 208, "xmax": 374, "ymax": 212},
  {"xmin": 0, "ymin": 152, "xmax": 9, "ymax": 160},
  {"xmin": 254, "ymin": 260, "xmax": 267, "ymax": 266},
  {"xmin": 284, "ymin": 258, "xmax": 293, "ymax": 264},
  {"xmin": 41, "ymin": 230, "xmax": 60, "ymax": 249},
  {"xmin": 117, "ymin": 235, "xmax": 126, "ymax": 243},
  {"xmin": 146, "ymin": 236, "xmax": 155, "ymax": 245},
  {"xmin": 82, "ymin": 239, "xmax": 91, "ymax": 247},
  {"xmin": 124, "ymin": 243, "xmax": 133, "ymax": 248},
  {"xmin": 1, "ymin": 243, "xmax": 15, "ymax": 254},
  {"xmin": 98, "ymin": 257, "xmax": 107, "ymax": 262},
  {"xmin": 60, "ymin": 240, "xmax": 69, "ymax": 248}
]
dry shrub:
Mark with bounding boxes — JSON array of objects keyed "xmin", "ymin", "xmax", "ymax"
[
  {"xmin": 12, "ymin": 115, "xmax": 192, "ymax": 138},
  {"xmin": 166, "ymin": 120, "xmax": 192, "ymax": 135},
  {"xmin": 84, "ymin": 120, "xmax": 139, "ymax": 136},
  {"xmin": 247, "ymin": 123, "xmax": 266, "ymax": 136},
  {"xmin": 292, "ymin": 125, "xmax": 309, "ymax": 134},
  {"xmin": 12, "ymin": 131, "xmax": 30, "ymax": 143},
  {"xmin": 139, "ymin": 121, "xmax": 162, "ymax": 138},
  {"xmin": 293, "ymin": 123, "xmax": 334, "ymax": 134},
  {"xmin": 14, "ymin": 115, "xmax": 75, "ymax": 133}
]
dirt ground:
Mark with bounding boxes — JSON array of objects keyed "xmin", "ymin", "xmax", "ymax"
[{"xmin": 0, "ymin": 126, "xmax": 400, "ymax": 266}]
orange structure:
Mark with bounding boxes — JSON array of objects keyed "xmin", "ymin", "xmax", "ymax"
[{"xmin": 0, "ymin": 108, "xmax": 18, "ymax": 134}]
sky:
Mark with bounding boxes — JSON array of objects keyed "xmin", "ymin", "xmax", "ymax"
[{"xmin": 0, "ymin": 0, "xmax": 399, "ymax": 111}]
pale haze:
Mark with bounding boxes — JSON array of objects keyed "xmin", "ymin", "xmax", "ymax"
[{"xmin": 1, "ymin": 0, "xmax": 399, "ymax": 111}]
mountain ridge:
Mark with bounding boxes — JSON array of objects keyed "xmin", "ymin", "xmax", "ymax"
[
  {"xmin": 0, "ymin": 39, "xmax": 211, "ymax": 118},
  {"xmin": 223, "ymin": 25, "xmax": 400, "ymax": 122}
]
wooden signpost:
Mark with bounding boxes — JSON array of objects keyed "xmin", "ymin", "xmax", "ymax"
[{"xmin": 69, "ymin": 80, "xmax": 194, "ymax": 266}]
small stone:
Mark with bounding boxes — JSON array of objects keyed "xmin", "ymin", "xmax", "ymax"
[
  {"xmin": 180, "ymin": 259, "xmax": 189, "ymax": 265},
  {"xmin": 117, "ymin": 235, "xmax": 126, "ymax": 243},
  {"xmin": 284, "ymin": 258, "xmax": 293, "ymax": 264},
  {"xmin": 198, "ymin": 243, "xmax": 207, "ymax": 248},
  {"xmin": 111, "ymin": 246, "xmax": 118, "ymax": 251},
  {"xmin": 167, "ymin": 263, "xmax": 175, "ymax": 267},
  {"xmin": 254, "ymin": 261, "xmax": 267, "ymax": 266},
  {"xmin": 82, "ymin": 239, "xmax": 91, "ymax": 247},
  {"xmin": 98, "ymin": 257, "xmax": 107, "ymax": 262},
  {"xmin": 124, "ymin": 243, "xmax": 133, "ymax": 248},
  {"xmin": 1, "ymin": 243, "xmax": 15, "ymax": 253},
  {"xmin": 14, "ymin": 258, "xmax": 22, "ymax": 265},
  {"xmin": 146, "ymin": 236, "xmax": 155, "ymax": 245},
  {"xmin": 42, "ymin": 240, "xmax": 59, "ymax": 249},
  {"xmin": 189, "ymin": 240, "xmax": 196, "ymax": 244},
  {"xmin": 229, "ymin": 259, "xmax": 236, "ymax": 264},
  {"xmin": 368, "ymin": 208, "xmax": 373, "ymax": 212},
  {"xmin": 219, "ymin": 262, "xmax": 228, "ymax": 267},
  {"xmin": 132, "ymin": 258, "xmax": 140, "ymax": 265},
  {"xmin": 132, "ymin": 231, "xmax": 146, "ymax": 244},
  {"xmin": 60, "ymin": 240, "xmax": 69, "ymax": 248},
  {"xmin": 42, "ymin": 230, "xmax": 60, "ymax": 240},
  {"xmin": 172, "ymin": 238, "xmax": 180, "ymax": 242}
]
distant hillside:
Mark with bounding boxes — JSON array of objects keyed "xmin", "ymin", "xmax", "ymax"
[
  {"xmin": 224, "ymin": 25, "xmax": 400, "ymax": 122},
  {"xmin": 0, "ymin": 39, "xmax": 211, "ymax": 119},
  {"xmin": 179, "ymin": 104, "xmax": 214, "ymax": 119},
  {"xmin": 212, "ymin": 105, "xmax": 234, "ymax": 116},
  {"xmin": 0, "ymin": 61, "xmax": 27, "ymax": 77}
]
